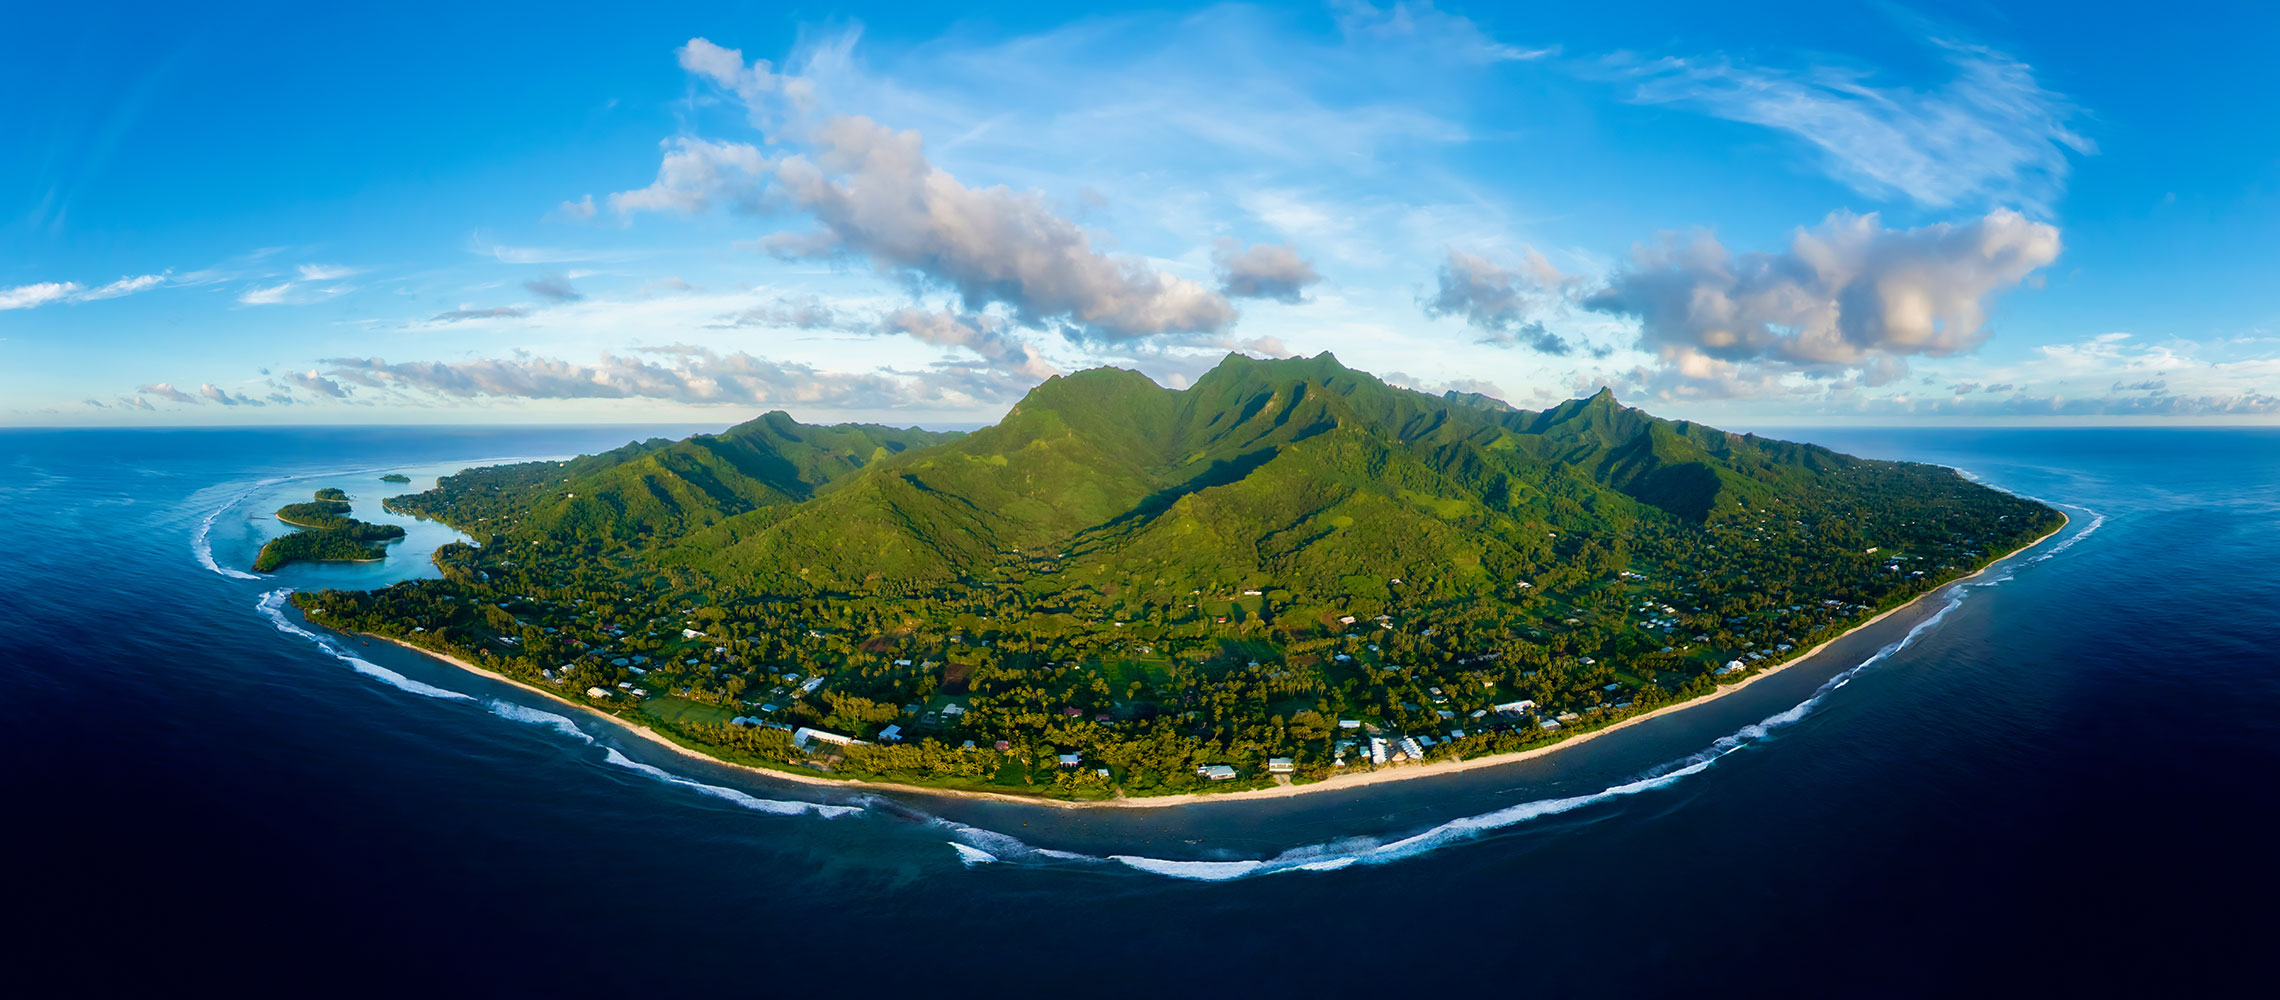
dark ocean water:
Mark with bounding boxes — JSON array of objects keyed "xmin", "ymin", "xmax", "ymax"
[{"xmin": 4, "ymin": 425, "xmax": 2277, "ymax": 995}]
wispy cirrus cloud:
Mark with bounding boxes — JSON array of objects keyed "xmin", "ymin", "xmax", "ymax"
[
  {"xmin": 428, "ymin": 305, "xmax": 529, "ymax": 323},
  {"xmin": 1, "ymin": 273, "xmax": 169, "ymax": 310},
  {"xmin": 316, "ymin": 346, "xmax": 1021, "ymax": 409},
  {"xmin": 1601, "ymin": 36, "xmax": 2093, "ymax": 211},
  {"xmin": 236, "ymin": 263, "xmax": 363, "ymax": 306}
]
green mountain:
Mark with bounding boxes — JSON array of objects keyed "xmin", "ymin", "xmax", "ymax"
[
  {"xmin": 650, "ymin": 353, "xmax": 1865, "ymax": 595},
  {"xmin": 387, "ymin": 411, "xmax": 954, "ymax": 546},
  {"xmin": 317, "ymin": 352, "xmax": 2061, "ymax": 798}
]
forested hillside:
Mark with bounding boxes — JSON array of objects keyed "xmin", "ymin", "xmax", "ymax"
[{"xmin": 303, "ymin": 353, "xmax": 2063, "ymax": 799}]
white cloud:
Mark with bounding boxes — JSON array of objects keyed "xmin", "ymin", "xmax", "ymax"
[
  {"xmin": 1605, "ymin": 37, "xmax": 2093, "ymax": 211},
  {"xmin": 605, "ymin": 137, "xmax": 770, "ymax": 215},
  {"xmin": 2, "ymin": 273, "xmax": 169, "ymax": 309},
  {"xmin": 200, "ymin": 383, "xmax": 264, "ymax": 406},
  {"xmin": 136, "ymin": 382, "xmax": 198, "ymax": 404},
  {"xmin": 763, "ymin": 115, "xmax": 1236, "ymax": 340},
  {"xmin": 296, "ymin": 263, "xmax": 362, "ymax": 281},
  {"xmin": 714, "ymin": 296, "xmax": 844, "ymax": 330},
  {"xmin": 237, "ymin": 282, "xmax": 296, "ymax": 306},
  {"xmin": 429, "ymin": 305, "xmax": 529, "ymax": 323},
  {"xmin": 1332, "ymin": 1, "xmax": 1553, "ymax": 64},
  {"xmin": 78, "ymin": 274, "xmax": 167, "ymax": 301},
  {"xmin": 319, "ymin": 346, "xmax": 1021, "ymax": 409},
  {"xmin": 677, "ymin": 38, "xmax": 808, "ymax": 122},
  {"xmin": 879, "ymin": 307, "xmax": 1057, "ymax": 378},
  {"xmin": 1585, "ymin": 210, "xmax": 2061, "ymax": 387},
  {"xmin": 1, "ymin": 282, "xmax": 80, "ymax": 310}
]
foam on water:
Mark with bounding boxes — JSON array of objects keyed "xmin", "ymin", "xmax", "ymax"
[
  {"xmin": 259, "ymin": 591, "xmax": 863, "ymax": 822},
  {"xmin": 257, "ymin": 590, "xmax": 473, "ymax": 701},
  {"xmin": 960, "ymin": 526, "xmax": 2053, "ymax": 883},
  {"xmin": 485, "ymin": 699, "xmax": 594, "ymax": 743},
  {"xmin": 194, "ymin": 479, "xmax": 285, "ymax": 580},
  {"xmin": 948, "ymin": 842, "xmax": 998, "ymax": 866},
  {"xmin": 600, "ymin": 747, "xmax": 862, "ymax": 819}
]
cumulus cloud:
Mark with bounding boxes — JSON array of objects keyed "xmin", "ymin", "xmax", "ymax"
[
  {"xmin": 318, "ymin": 347, "xmax": 1017, "ymax": 408},
  {"xmin": 879, "ymin": 307, "xmax": 1057, "ymax": 378},
  {"xmin": 136, "ymin": 383, "xmax": 198, "ymax": 404},
  {"xmin": 1586, "ymin": 209, "xmax": 2061, "ymax": 387},
  {"xmin": 605, "ymin": 137, "xmax": 769, "ymax": 215},
  {"xmin": 1422, "ymin": 249, "xmax": 1575, "ymax": 354},
  {"xmin": 429, "ymin": 305, "xmax": 528, "ymax": 323},
  {"xmin": 523, "ymin": 275, "xmax": 583, "ymax": 302},
  {"xmin": 287, "ymin": 370, "xmax": 349, "ymax": 398},
  {"xmin": 678, "ymin": 38, "xmax": 812, "ymax": 120},
  {"xmin": 1214, "ymin": 239, "xmax": 1322, "ymax": 302},
  {"xmin": 763, "ymin": 116, "xmax": 1238, "ymax": 341},
  {"xmin": 1606, "ymin": 37, "xmax": 2093, "ymax": 211},
  {"xmin": 200, "ymin": 384, "xmax": 264, "ymax": 406}
]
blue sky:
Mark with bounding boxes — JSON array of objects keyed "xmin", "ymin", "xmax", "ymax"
[{"xmin": 7, "ymin": 0, "xmax": 2279, "ymax": 427}]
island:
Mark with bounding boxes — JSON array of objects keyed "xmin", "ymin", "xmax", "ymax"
[
  {"xmin": 380, "ymin": 473, "xmax": 412, "ymax": 484},
  {"xmin": 257, "ymin": 489, "xmax": 408, "ymax": 571},
  {"xmin": 299, "ymin": 353, "xmax": 2063, "ymax": 801}
]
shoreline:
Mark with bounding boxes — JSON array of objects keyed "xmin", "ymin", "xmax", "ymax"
[{"xmin": 341, "ymin": 514, "xmax": 2068, "ymax": 811}]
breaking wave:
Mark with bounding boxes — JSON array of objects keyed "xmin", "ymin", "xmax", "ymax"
[
  {"xmin": 485, "ymin": 699, "xmax": 594, "ymax": 743},
  {"xmin": 259, "ymin": 590, "xmax": 861, "ymax": 820},
  {"xmin": 934, "ymin": 504, "xmax": 2088, "ymax": 881},
  {"xmin": 194, "ymin": 479, "xmax": 285, "ymax": 579},
  {"xmin": 948, "ymin": 842, "xmax": 998, "ymax": 866},
  {"xmin": 257, "ymin": 589, "xmax": 473, "ymax": 701},
  {"xmin": 601, "ymin": 748, "xmax": 862, "ymax": 819}
]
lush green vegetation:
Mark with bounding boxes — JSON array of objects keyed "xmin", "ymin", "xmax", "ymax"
[
  {"xmin": 380, "ymin": 473, "xmax": 412, "ymax": 484},
  {"xmin": 257, "ymin": 490, "xmax": 407, "ymax": 571},
  {"xmin": 299, "ymin": 353, "xmax": 2061, "ymax": 799}
]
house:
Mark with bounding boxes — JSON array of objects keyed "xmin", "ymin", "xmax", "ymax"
[
  {"xmin": 1267, "ymin": 757, "xmax": 1296, "ymax": 773},
  {"xmin": 879, "ymin": 725, "xmax": 903, "ymax": 741},
  {"xmin": 1198, "ymin": 764, "xmax": 1237, "ymax": 780},
  {"xmin": 681, "ymin": 628, "xmax": 703, "ymax": 639},
  {"xmin": 993, "ymin": 740, "xmax": 1012, "ymax": 751},
  {"xmin": 793, "ymin": 727, "xmax": 857, "ymax": 750},
  {"xmin": 1492, "ymin": 700, "xmax": 1536, "ymax": 715},
  {"xmin": 1338, "ymin": 719, "xmax": 1361, "ymax": 729},
  {"xmin": 799, "ymin": 676, "xmax": 824, "ymax": 694},
  {"xmin": 586, "ymin": 687, "xmax": 613, "ymax": 699},
  {"xmin": 1058, "ymin": 753, "xmax": 1081, "ymax": 767},
  {"xmin": 1337, "ymin": 615, "xmax": 1357, "ymax": 625}
]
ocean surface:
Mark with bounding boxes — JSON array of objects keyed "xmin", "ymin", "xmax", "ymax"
[{"xmin": 4, "ymin": 425, "xmax": 2276, "ymax": 995}]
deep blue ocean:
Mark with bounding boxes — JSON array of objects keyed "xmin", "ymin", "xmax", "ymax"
[{"xmin": 5, "ymin": 425, "xmax": 2277, "ymax": 995}]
